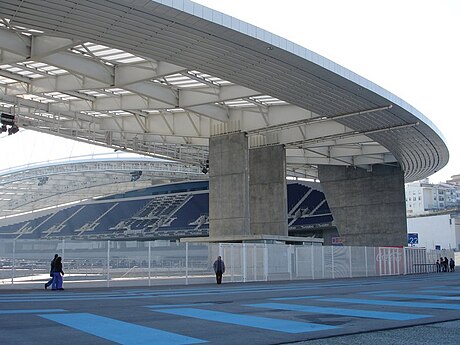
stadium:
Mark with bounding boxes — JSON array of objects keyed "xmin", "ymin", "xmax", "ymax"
[
  {"xmin": 0, "ymin": 0, "xmax": 449, "ymax": 247},
  {"xmin": 1, "ymin": 3, "xmax": 459, "ymax": 344},
  {"xmin": 0, "ymin": 0, "xmax": 451, "ymax": 289},
  {"xmin": 0, "ymin": 155, "xmax": 333, "ymax": 242}
]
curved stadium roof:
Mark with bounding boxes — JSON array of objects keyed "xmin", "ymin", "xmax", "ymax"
[
  {"xmin": 0, "ymin": 0, "xmax": 449, "ymax": 186},
  {"xmin": 0, "ymin": 155, "xmax": 206, "ymax": 218}
]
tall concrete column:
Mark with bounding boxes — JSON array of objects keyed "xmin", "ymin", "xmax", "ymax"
[
  {"xmin": 249, "ymin": 145, "xmax": 288, "ymax": 236},
  {"xmin": 208, "ymin": 132, "xmax": 250, "ymax": 237},
  {"xmin": 318, "ymin": 164, "xmax": 407, "ymax": 247}
]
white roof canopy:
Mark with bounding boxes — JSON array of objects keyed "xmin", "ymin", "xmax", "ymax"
[{"xmin": 0, "ymin": 0, "xmax": 448, "ymax": 183}]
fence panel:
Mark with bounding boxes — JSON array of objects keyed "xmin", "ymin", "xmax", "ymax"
[
  {"xmin": 375, "ymin": 247, "xmax": 404, "ymax": 276},
  {"xmin": 219, "ymin": 243, "xmax": 244, "ymax": 283},
  {"xmin": 267, "ymin": 244, "xmax": 290, "ymax": 281},
  {"xmin": 59, "ymin": 240, "xmax": 109, "ymax": 287},
  {"xmin": 244, "ymin": 244, "xmax": 265, "ymax": 282},
  {"xmin": 294, "ymin": 245, "xmax": 313, "ymax": 279},
  {"xmin": 366, "ymin": 247, "xmax": 377, "ymax": 277},
  {"xmin": 108, "ymin": 241, "xmax": 148, "ymax": 286},
  {"xmin": 0, "ymin": 239, "xmax": 15, "ymax": 285},
  {"xmin": 322, "ymin": 246, "xmax": 334, "ymax": 279},
  {"xmin": 332, "ymin": 246, "xmax": 351, "ymax": 278},
  {"xmin": 187, "ymin": 243, "xmax": 214, "ymax": 284},
  {"xmin": 405, "ymin": 247, "xmax": 427, "ymax": 274},
  {"xmin": 350, "ymin": 246, "xmax": 367, "ymax": 278},
  {"xmin": 311, "ymin": 245, "xmax": 324, "ymax": 279}
]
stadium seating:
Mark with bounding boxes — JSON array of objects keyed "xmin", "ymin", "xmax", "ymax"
[{"xmin": 0, "ymin": 181, "xmax": 332, "ymax": 240}]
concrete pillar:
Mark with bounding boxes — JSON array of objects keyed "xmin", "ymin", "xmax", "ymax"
[
  {"xmin": 208, "ymin": 132, "xmax": 250, "ymax": 237},
  {"xmin": 249, "ymin": 145, "xmax": 288, "ymax": 236},
  {"xmin": 318, "ymin": 164, "xmax": 407, "ymax": 247}
]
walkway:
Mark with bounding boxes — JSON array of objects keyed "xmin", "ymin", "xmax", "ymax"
[{"xmin": 0, "ymin": 273, "xmax": 459, "ymax": 344}]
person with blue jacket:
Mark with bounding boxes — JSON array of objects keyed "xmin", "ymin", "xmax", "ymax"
[
  {"xmin": 51, "ymin": 256, "xmax": 65, "ymax": 290},
  {"xmin": 44, "ymin": 254, "xmax": 58, "ymax": 289}
]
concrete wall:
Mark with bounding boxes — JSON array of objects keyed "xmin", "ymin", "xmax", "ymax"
[
  {"xmin": 208, "ymin": 132, "xmax": 250, "ymax": 237},
  {"xmin": 249, "ymin": 145, "xmax": 288, "ymax": 236},
  {"xmin": 318, "ymin": 164, "xmax": 407, "ymax": 247}
]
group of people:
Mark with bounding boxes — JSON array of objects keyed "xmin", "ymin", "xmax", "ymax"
[
  {"xmin": 436, "ymin": 257, "xmax": 455, "ymax": 272},
  {"xmin": 44, "ymin": 254, "xmax": 65, "ymax": 290}
]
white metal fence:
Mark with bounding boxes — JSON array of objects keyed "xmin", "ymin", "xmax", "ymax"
[{"xmin": 0, "ymin": 239, "xmax": 454, "ymax": 289}]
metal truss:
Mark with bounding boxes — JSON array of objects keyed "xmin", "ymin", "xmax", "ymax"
[{"xmin": 0, "ymin": 158, "xmax": 206, "ymax": 218}]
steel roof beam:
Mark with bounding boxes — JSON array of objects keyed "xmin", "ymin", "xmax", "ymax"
[{"xmin": 179, "ymin": 84, "xmax": 261, "ymax": 108}]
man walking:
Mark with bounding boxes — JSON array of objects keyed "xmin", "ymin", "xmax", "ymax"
[
  {"xmin": 213, "ymin": 256, "xmax": 225, "ymax": 284},
  {"xmin": 45, "ymin": 254, "xmax": 58, "ymax": 290},
  {"xmin": 52, "ymin": 256, "xmax": 65, "ymax": 290}
]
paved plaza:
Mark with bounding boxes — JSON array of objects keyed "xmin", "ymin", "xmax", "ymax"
[{"xmin": 0, "ymin": 273, "xmax": 459, "ymax": 344}]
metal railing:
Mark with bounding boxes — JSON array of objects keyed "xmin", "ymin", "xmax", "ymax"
[{"xmin": 0, "ymin": 239, "xmax": 454, "ymax": 289}]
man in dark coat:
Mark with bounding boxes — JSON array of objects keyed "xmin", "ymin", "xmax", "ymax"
[
  {"xmin": 449, "ymin": 258, "xmax": 455, "ymax": 272},
  {"xmin": 213, "ymin": 256, "xmax": 225, "ymax": 284},
  {"xmin": 44, "ymin": 254, "xmax": 58, "ymax": 289}
]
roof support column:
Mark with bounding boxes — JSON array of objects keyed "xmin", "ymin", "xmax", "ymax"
[
  {"xmin": 249, "ymin": 145, "xmax": 288, "ymax": 236},
  {"xmin": 208, "ymin": 132, "xmax": 289, "ymax": 239},
  {"xmin": 318, "ymin": 164, "xmax": 407, "ymax": 246},
  {"xmin": 209, "ymin": 132, "xmax": 250, "ymax": 237}
]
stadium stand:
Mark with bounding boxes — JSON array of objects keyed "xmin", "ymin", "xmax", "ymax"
[{"xmin": 0, "ymin": 181, "xmax": 332, "ymax": 240}]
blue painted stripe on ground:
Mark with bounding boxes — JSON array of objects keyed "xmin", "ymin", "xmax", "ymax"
[
  {"xmin": 246, "ymin": 303, "xmax": 431, "ymax": 321},
  {"xmin": 146, "ymin": 303, "xmax": 215, "ymax": 309},
  {"xmin": 0, "ymin": 309, "xmax": 66, "ymax": 314},
  {"xmin": 377, "ymin": 293, "xmax": 460, "ymax": 301},
  {"xmin": 155, "ymin": 308, "xmax": 337, "ymax": 333},
  {"xmin": 38, "ymin": 313, "xmax": 205, "ymax": 345},
  {"xmin": 358, "ymin": 290, "xmax": 399, "ymax": 295},
  {"xmin": 320, "ymin": 298, "xmax": 460, "ymax": 310},
  {"xmin": 270, "ymin": 296, "xmax": 321, "ymax": 301},
  {"xmin": 420, "ymin": 289, "xmax": 460, "ymax": 295}
]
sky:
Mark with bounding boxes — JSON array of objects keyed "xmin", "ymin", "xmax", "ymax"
[{"xmin": 1, "ymin": 0, "xmax": 459, "ymax": 183}]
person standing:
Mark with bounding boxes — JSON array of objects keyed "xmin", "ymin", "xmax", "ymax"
[
  {"xmin": 45, "ymin": 254, "xmax": 58, "ymax": 290},
  {"xmin": 449, "ymin": 258, "xmax": 455, "ymax": 272},
  {"xmin": 51, "ymin": 256, "xmax": 65, "ymax": 290},
  {"xmin": 213, "ymin": 256, "xmax": 225, "ymax": 284}
]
